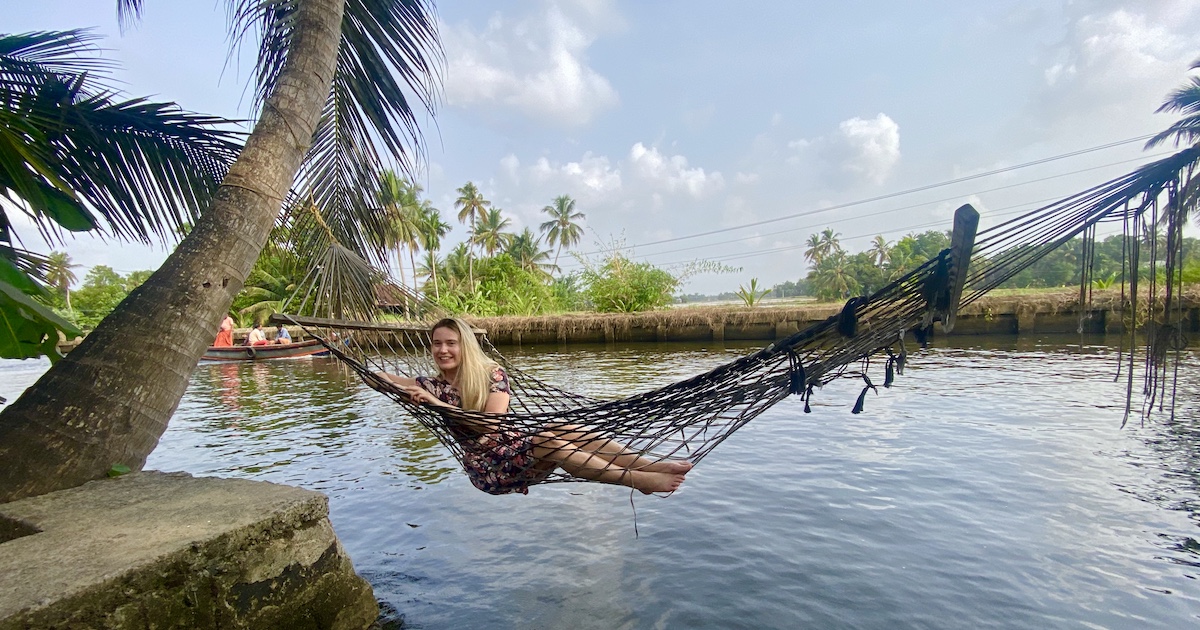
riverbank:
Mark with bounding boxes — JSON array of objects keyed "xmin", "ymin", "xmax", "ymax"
[{"xmin": 471, "ymin": 287, "xmax": 1200, "ymax": 346}]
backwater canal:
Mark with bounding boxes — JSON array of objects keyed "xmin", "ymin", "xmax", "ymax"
[{"xmin": 3, "ymin": 335, "xmax": 1200, "ymax": 629}]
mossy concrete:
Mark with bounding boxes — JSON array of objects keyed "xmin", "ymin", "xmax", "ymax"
[{"xmin": 0, "ymin": 471, "xmax": 377, "ymax": 629}]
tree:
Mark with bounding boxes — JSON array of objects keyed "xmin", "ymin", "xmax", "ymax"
[
  {"xmin": 44, "ymin": 251, "xmax": 80, "ymax": 311},
  {"xmin": 471, "ymin": 207, "xmax": 513, "ymax": 256},
  {"xmin": 507, "ymin": 227, "xmax": 556, "ymax": 280},
  {"xmin": 803, "ymin": 233, "xmax": 823, "ymax": 267},
  {"xmin": 454, "ymin": 181, "xmax": 490, "ymax": 286},
  {"xmin": 0, "ymin": 0, "xmax": 441, "ymax": 502},
  {"xmin": 376, "ymin": 169, "xmax": 419, "ymax": 288},
  {"xmin": 0, "ymin": 30, "xmax": 240, "ymax": 363},
  {"xmin": 1147, "ymin": 58, "xmax": 1200, "ymax": 150},
  {"xmin": 415, "ymin": 205, "xmax": 451, "ymax": 297},
  {"xmin": 868, "ymin": 235, "xmax": 891, "ymax": 268},
  {"xmin": 539, "ymin": 194, "xmax": 586, "ymax": 268},
  {"xmin": 735, "ymin": 278, "xmax": 770, "ymax": 307},
  {"xmin": 581, "ymin": 251, "xmax": 680, "ymax": 312}
]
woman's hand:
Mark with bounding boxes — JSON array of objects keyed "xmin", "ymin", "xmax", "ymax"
[{"xmin": 400, "ymin": 384, "xmax": 439, "ymax": 407}]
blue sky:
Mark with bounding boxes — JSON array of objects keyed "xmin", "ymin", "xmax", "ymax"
[{"xmin": 9, "ymin": 1, "xmax": 1200, "ymax": 293}]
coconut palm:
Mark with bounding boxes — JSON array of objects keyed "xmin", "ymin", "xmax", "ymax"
[
  {"xmin": 44, "ymin": 251, "xmax": 80, "ymax": 311},
  {"xmin": 1147, "ymin": 58, "xmax": 1200, "ymax": 150},
  {"xmin": 0, "ymin": 1, "xmax": 441, "ymax": 502},
  {"xmin": 539, "ymin": 194, "xmax": 586, "ymax": 268},
  {"xmin": 442, "ymin": 242, "xmax": 472, "ymax": 292},
  {"xmin": 803, "ymin": 233, "xmax": 824, "ymax": 266},
  {"xmin": 0, "ymin": 30, "xmax": 241, "ymax": 363},
  {"xmin": 415, "ymin": 205, "xmax": 451, "ymax": 297},
  {"xmin": 376, "ymin": 169, "xmax": 420, "ymax": 287},
  {"xmin": 454, "ymin": 181, "xmax": 490, "ymax": 285},
  {"xmin": 507, "ymin": 227, "xmax": 556, "ymax": 279},
  {"xmin": 472, "ymin": 207, "xmax": 514, "ymax": 256},
  {"xmin": 868, "ymin": 235, "xmax": 891, "ymax": 268}
]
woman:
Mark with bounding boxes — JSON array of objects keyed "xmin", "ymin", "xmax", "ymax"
[
  {"xmin": 213, "ymin": 314, "xmax": 235, "ymax": 347},
  {"xmin": 370, "ymin": 318, "xmax": 692, "ymax": 496}
]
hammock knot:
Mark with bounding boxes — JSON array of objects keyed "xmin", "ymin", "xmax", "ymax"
[{"xmin": 838, "ymin": 296, "xmax": 868, "ymax": 337}]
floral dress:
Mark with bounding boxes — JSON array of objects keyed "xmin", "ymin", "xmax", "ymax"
[{"xmin": 416, "ymin": 366, "xmax": 551, "ymax": 495}]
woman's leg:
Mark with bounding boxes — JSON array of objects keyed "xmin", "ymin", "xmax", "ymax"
[
  {"xmin": 540, "ymin": 423, "xmax": 692, "ymax": 473},
  {"xmin": 531, "ymin": 434, "xmax": 688, "ymax": 494}
]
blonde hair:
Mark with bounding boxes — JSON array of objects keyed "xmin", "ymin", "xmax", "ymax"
[{"xmin": 431, "ymin": 317, "xmax": 499, "ymax": 411}]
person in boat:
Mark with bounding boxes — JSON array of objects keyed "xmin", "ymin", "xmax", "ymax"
[
  {"xmin": 368, "ymin": 317, "xmax": 692, "ymax": 496},
  {"xmin": 246, "ymin": 323, "xmax": 269, "ymax": 346},
  {"xmin": 274, "ymin": 324, "xmax": 292, "ymax": 345},
  {"xmin": 213, "ymin": 314, "xmax": 235, "ymax": 347}
]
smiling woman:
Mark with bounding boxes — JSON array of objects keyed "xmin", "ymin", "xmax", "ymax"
[{"xmin": 369, "ymin": 317, "xmax": 693, "ymax": 496}]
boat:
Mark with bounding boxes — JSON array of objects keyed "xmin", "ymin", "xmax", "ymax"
[{"xmin": 201, "ymin": 339, "xmax": 327, "ymax": 362}]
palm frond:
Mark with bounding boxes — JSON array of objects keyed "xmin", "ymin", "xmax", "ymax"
[
  {"xmin": 0, "ymin": 30, "xmax": 110, "ymax": 92},
  {"xmin": 116, "ymin": 1, "xmax": 146, "ymax": 31}
]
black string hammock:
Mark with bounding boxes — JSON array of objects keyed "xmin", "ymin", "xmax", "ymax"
[{"xmin": 275, "ymin": 147, "xmax": 1199, "ymax": 492}]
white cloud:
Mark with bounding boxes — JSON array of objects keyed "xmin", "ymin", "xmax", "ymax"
[
  {"xmin": 441, "ymin": 1, "xmax": 622, "ymax": 126},
  {"xmin": 628, "ymin": 143, "xmax": 725, "ymax": 198},
  {"xmin": 836, "ymin": 114, "xmax": 901, "ymax": 185},
  {"xmin": 1029, "ymin": 4, "xmax": 1200, "ymax": 141},
  {"xmin": 525, "ymin": 153, "xmax": 622, "ymax": 199}
]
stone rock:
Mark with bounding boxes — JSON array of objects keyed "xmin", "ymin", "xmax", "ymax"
[{"xmin": 0, "ymin": 471, "xmax": 377, "ymax": 629}]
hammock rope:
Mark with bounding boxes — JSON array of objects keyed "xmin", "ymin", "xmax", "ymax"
[{"xmin": 277, "ymin": 147, "xmax": 1200, "ymax": 490}]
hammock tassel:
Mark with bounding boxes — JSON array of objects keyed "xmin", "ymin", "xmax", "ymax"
[
  {"xmin": 897, "ymin": 330, "xmax": 907, "ymax": 375},
  {"xmin": 788, "ymin": 352, "xmax": 807, "ymax": 396},
  {"xmin": 803, "ymin": 384, "xmax": 814, "ymax": 413},
  {"xmin": 851, "ymin": 376, "xmax": 878, "ymax": 414},
  {"xmin": 884, "ymin": 353, "xmax": 895, "ymax": 388}
]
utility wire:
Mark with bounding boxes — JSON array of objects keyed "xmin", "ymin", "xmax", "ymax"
[{"xmin": 574, "ymin": 133, "xmax": 1156, "ymax": 257}]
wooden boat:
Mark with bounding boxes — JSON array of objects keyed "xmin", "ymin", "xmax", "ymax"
[{"xmin": 201, "ymin": 339, "xmax": 327, "ymax": 362}]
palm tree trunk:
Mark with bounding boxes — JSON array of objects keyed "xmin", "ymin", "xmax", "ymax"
[
  {"xmin": 467, "ymin": 215, "xmax": 476, "ymax": 288},
  {"xmin": 0, "ymin": 0, "xmax": 346, "ymax": 503}
]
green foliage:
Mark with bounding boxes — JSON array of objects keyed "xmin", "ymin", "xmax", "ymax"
[
  {"xmin": 435, "ymin": 254, "xmax": 557, "ymax": 316},
  {"xmin": 67, "ymin": 265, "xmax": 152, "ymax": 330},
  {"xmin": 581, "ymin": 251, "xmax": 680, "ymax": 312},
  {"xmin": 736, "ymin": 278, "xmax": 770, "ymax": 307}
]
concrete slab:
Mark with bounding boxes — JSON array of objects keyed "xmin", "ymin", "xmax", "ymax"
[{"xmin": 0, "ymin": 471, "xmax": 377, "ymax": 629}]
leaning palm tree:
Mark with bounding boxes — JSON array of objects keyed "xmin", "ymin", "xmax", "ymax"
[
  {"xmin": 539, "ymin": 194, "xmax": 585, "ymax": 268},
  {"xmin": 472, "ymin": 207, "xmax": 514, "ymax": 256},
  {"xmin": 0, "ymin": 1, "xmax": 441, "ymax": 503},
  {"xmin": 44, "ymin": 251, "xmax": 81, "ymax": 312},
  {"xmin": 454, "ymin": 181, "xmax": 490, "ymax": 286}
]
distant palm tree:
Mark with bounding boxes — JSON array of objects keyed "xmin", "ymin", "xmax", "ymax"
[
  {"xmin": 44, "ymin": 251, "xmax": 80, "ymax": 311},
  {"xmin": 868, "ymin": 235, "xmax": 891, "ymax": 268},
  {"xmin": 455, "ymin": 182, "xmax": 491, "ymax": 286},
  {"xmin": 415, "ymin": 206, "xmax": 451, "ymax": 297},
  {"xmin": 507, "ymin": 227, "xmax": 556, "ymax": 279},
  {"xmin": 539, "ymin": 194, "xmax": 586, "ymax": 268},
  {"xmin": 472, "ymin": 207, "xmax": 514, "ymax": 256},
  {"xmin": 377, "ymin": 170, "xmax": 419, "ymax": 287},
  {"xmin": 819, "ymin": 228, "xmax": 843, "ymax": 258},
  {"xmin": 443, "ymin": 242, "xmax": 472, "ymax": 292},
  {"xmin": 803, "ymin": 233, "xmax": 824, "ymax": 266}
]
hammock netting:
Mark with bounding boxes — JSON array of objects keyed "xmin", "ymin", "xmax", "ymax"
[{"xmin": 276, "ymin": 147, "xmax": 1199, "ymax": 491}]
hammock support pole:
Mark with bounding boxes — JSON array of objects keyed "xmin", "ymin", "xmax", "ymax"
[{"xmin": 932, "ymin": 203, "xmax": 979, "ymax": 334}]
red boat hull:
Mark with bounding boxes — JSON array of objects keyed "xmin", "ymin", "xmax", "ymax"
[{"xmin": 201, "ymin": 339, "xmax": 326, "ymax": 362}]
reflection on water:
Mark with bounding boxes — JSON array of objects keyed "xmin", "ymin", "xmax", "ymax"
[{"xmin": 1, "ymin": 336, "xmax": 1200, "ymax": 628}]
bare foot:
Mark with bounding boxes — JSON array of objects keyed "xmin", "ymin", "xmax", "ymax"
[
  {"xmin": 632, "ymin": 470, "xmax": 688, "ymax": 495},
  {"xmin": 642, "ymin": 459, "xmax": 694, "ymax": 474}
]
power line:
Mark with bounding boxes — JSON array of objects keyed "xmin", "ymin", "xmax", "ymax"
[{"xmin": 574, "ymin": 133, "xmax": 1156, "ymax": 257}]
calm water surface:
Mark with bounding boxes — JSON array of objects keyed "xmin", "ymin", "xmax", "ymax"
[{"xmin": 4, "ymin": 336, "xmax": 1200, "ymax": 629}]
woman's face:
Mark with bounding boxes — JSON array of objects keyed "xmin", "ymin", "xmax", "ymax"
[{"xmin": 430, "ymin": 325, "xmax": 461, "ymax": 374}]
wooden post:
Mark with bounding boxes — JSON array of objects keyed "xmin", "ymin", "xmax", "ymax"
[{"xmin": 940, "ymin": 204, "xmax": 979, "ymax": 333}]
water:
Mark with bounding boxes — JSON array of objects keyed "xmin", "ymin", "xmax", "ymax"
[{"xmin": 3, "ymin": 336, "xmax": 1200, "ymax": 629}]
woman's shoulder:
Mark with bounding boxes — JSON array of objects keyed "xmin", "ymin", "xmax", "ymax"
[{"xmin": 488, "ymin": 365, "xmax": 511, "ymax": 393}]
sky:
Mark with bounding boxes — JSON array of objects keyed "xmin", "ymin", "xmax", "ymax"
[{"xmin": 8, "ymin": 0, "xmax": 1200, "ymax": 294}]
